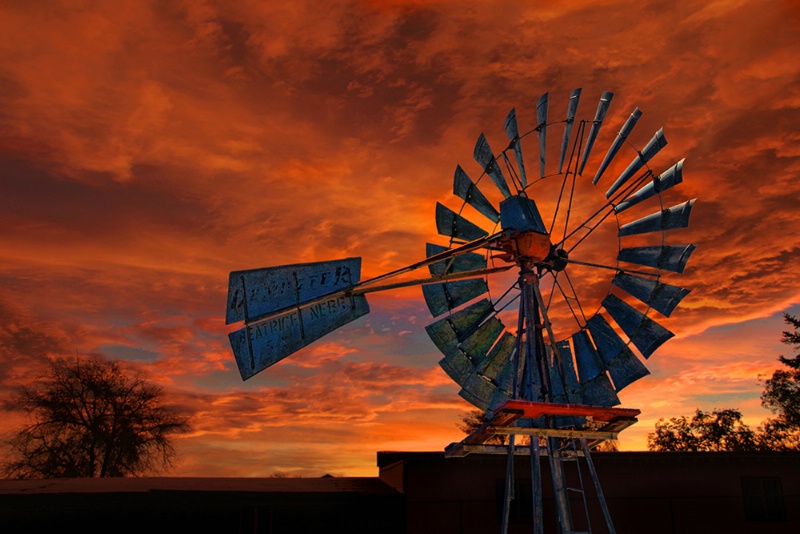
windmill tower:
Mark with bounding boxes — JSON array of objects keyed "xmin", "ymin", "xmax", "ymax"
[{"xmin": 225, "ymin": 89, "xmax": 697, "ymax": 533}]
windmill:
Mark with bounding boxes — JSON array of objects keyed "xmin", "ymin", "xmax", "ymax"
[{"xmin": 225, "ymin": 89, "xmax": 696, "ymax": 533}]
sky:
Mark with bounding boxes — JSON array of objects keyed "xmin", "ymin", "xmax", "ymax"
[{"xmin": 0, "ymin": 0, "xmax": 798, "ymax": 477}]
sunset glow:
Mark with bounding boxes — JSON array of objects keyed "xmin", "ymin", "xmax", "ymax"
[{"xmin": 1, "ymin": 0, "xmax": 799, "ymax": 477}]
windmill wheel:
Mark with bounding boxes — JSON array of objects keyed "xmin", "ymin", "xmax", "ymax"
[{"xmin": 423, "ymin": 89, "xmax": 697, "ymax": 423}]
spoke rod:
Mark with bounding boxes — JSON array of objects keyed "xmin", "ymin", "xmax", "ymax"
[
  {"xmin": 565, "ymin": 258, "xmax": 659, "ymax": 278},
  {"xmin": 360, "ymin": 230, "xmax": 510, "ymax": 289}
]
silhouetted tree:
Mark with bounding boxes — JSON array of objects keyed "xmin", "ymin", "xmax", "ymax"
[
  {"xmin": 761, "ymin": 313, "xmax": 800, "ymax": 429},
  {"xmin": 647, "ymin": 408, "xmax": 759, "ymax": 452},
  {"xmin": 458, "ymin": 409, "xmax": 507, "ymax": 445},
  {"xmin": 4, "ymin": 356, "xmax": 190, "ymax": 479}
]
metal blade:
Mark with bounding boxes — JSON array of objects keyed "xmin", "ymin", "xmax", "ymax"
[
  {"xmin": 618, "ymin": 199, "xmax": 696, "ymax": 237},
  {"xmin": 474, "ymin": 133, "xmax": 512, "ymax": 198},
  {"xmin": 436, "ymin": 202, "xmax": 489, "ymax": 241},
  {"xmin": 453, "ymin": 165, "xmax": 500, "ymax": 223},
  {"xmin": 536, "ymin": 93, "xmax": 548, "ymax": 177},
  {"xmin": 618, "ymin": 244, "xmax": 697, "ymax": 273},
  {"xmin": 459, "ymin": 334, "xmax": 515, "ymax": 411},
  {"xmin": 226, "ymin": 258, "xmax": 362, "ymax": 325},
  {"xmin": 504, "ymin": 108, "xmax": 528, "ymax": 188},
  {"xmin": 593, "ymin": 107, "xmax": 642, "ymax": 185},
  {"xmin": 438, "ymin": 317, "xmax": 505, "ymax": 385},
  {"xmin": 426, "ymin": 298, "xmax": 494, "ymax": 356},
  {"xmin": 426, "ymin": 243, "xmax": 486, "ymax": 276},
  {"xmin": 548, "ymin": 341, "xmax": 585, "ymax": 427},
  {"xmin": 612, "ymin": 273, "xmax": 691, "ymax": 318},
  {"xmin": 229, "ymin": 293, "xmax": 369, "ymax": 380},
  {"xmin": 605, "ymin": 128, "xmax": 668, "ymax": 198},
  {"xmin": 572, "ymin": 330, "xmax": 604, "ymax": 383},
  {"xmin": 422, "ymin": 279, "xmax": 488, "ymax": 317},
  {"xmin": 586, "ymin": 314, "xmax": 650, "ymax": 391},
  {"xmin": 578, "ymin": 91, "xmax": 614, "ymax": 176},
  {"xmin": 601, "ymin": 294, "xmax": 674, "ymax": 359},
  {"xmin": 615, "ymin": 159, "xmax": 685, "ymax": 213},
  {"xmin": 572, "ymin": 330, "xmax": 620, "ymax": 406},
  {"xmin": 558, "ymin": 88, "xmax": 581, "ymax": 174}
]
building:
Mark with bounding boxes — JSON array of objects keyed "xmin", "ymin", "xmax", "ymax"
[{"xmin": 1, "ymin": 451, "xmax": 797, "ymax": 533}]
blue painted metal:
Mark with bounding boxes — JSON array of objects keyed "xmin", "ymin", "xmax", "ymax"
[
  {"xmin": 536, "ymin": 93, "xmax": 548, "ymax": 178},
  {"xmin": 618, "ymin": 244, "xmax": 697, "ymax": 273},
  {"xmin": 618, "ymin": 199, "xmax": 696, "ymax": 237},
  {"xmin": 474, "ymin": 133, "xmax": 513, "ymax": 198},
  {"xmin": 453, "ymin": 165, "xmax": 500, "ymax": 223},
  {"xmin": 228, "ymin": 292, "xmax": 369, "ymax": 380},
  {"xmin": 499, "ymin": 195, "xmax": 547, "ymax": 233},
  {"xmin": 435, "ymin": 202, "xmax": 489, "ymax": 241},
  {"xmin": 558, "ymin": 89, "xmax": 582, "ymax": 174},
  {"xmin": 548, "ymin": 341, "xmax": 585, "ymax": 427},
  {"xmin": 578, "ymin": 91, "xmax": 614, "ymax": 176},
  {"xmin": 425, "ymin": 298, "xmax": 494, "ymax": 356},
  {"xmin": 612, "ymin": 272, "xmax": 691, "ymax": 317},
  {"xmin": 422, "ymin": 280, "xmax": 488, "ymax": 317},
  {"xmin": 615, "ymin": 159, "xmax": 684, "ymax": 213},
  {"xmin": 593, "ymin": 108, "xmax": 642, "ymax": 185},
  {"xmin": 504, "ymin": 108, "xmax": 528, "ymax": 189},
  {"xmin": 586, "ymin": 314, "xmax": 650, "ymax": 391},
  {"xmin": 226, "ymin": 258, "xmax": 363, "ymax": 325},
  {"xmin": 601, "ymin": 294, "xmax": 674, "ymax": 359},
  {"xmin": 572, "ymin": 330, "xmax": 620, "ymax": 407},
  {"xmin": 459, "ymin": 333, "xmax": 516, "ymax": 411},
  {"xmin": 438, "ymin": 316, "xmax": 504, "ymax": 386},
  {"xmin": 605, "ymin": 128, "xmax": 668, "ymax": 198}
]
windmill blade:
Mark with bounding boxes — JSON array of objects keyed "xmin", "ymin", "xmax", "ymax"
[
  {"xmin": 426, "ymin": 243, "xmax": 487, "ymax": 276},
  {"xmin": 618, "ymin": 244, "xmax": 697, "ymax": 273},
  {"xmin": 436, "ymin": 202, "xmax": 489, "ymax": 241},
  {"xmin": 605, "ymin": 128, "xmax": 668, "ymax": 198},
  {"xmin": 536, "ymin": 92, "xmax": 548, "ymax": 177},
  {"xmin": 437, "ymin": 317, "xmax": 505, "ymax": 385},
  {"xmin": 593, "ymin": 107, "xmax": 642, "ymax": 185},
  {"xmin": 474, "ymin": 133, "xmax": 513, "ymax": 198},
  {"xmin": 586, "ymin": 314, "xmax": 650, "ymax": 391},
  {"xmin": 229, "ymin": 298, "xmax": 369, "ymax": 380},
  {"xmin": 548, "ymin": 341, "xmax": 585, "ymax": 427},
  {"xmin": 453, "ymin": 165, "xmax": 500, "ymax": 223},
  {"xmin": 423, "ymin": 280, "xmax": 489, "ymax": 317},
  {"xmin": 601, "ymin": 293, "xmax": 673, "ymax": 359},
  {"xmin": 423, "ymin": 243, "xmax": 488, "ymax": 316},
  {"xmin": 618, "ymin": 199, "xmax": 696, "ymax": 237},
  {"xmin": 615, "ymin": 159, "xmax": 685, "ymax": 213},
  {"xmin": 558, "ymin": 88, "xmax": 582, "ymax": 174},
  {"xmin": 504, "ymin": 108, "xmax": 528, "ymax": 189},
  {"xmin": 612, "ymin": 272, "xmax": 691, "ymax": 317},
  {"xmin": 578, "ymin": 91, "xmax": 614, "ymax": 176},
  {"xmin": 572, "ymin": 330, "xmax": 621, "ymax": 407},
  {"xmin": 458, "ymin": 332, "xmax": 516, "ymax": 411},
  {"xmin": 426, "ymin": 298, "xmax": 495, "ymax": 358}
]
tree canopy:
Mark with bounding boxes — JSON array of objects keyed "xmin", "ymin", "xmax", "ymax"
[
  {"xmin": 4, "ymin": 356, "xmax": 190, "ymax": 479},
  {"xmin": 648, "ymin": 313, "xmax": 800, "ymax": 452}
]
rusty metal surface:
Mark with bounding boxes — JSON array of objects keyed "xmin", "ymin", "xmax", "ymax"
[
  {"xmin": 504, "ymin": 108, "xmax": 528, "ymax": 188},
  {"xmin": 453, "ymin": 165, "xmax": 499, "ymax": 223},
  {"xmin": 593, "ymin": 107, "xmax": 642, "ymax": 185},
  {"xmin": 612, "ymin": 272, "xmax": 691, "ymax": 317},
  {"xmin": 601, "ymin": 293, "xmax": 674, "ymax": 359},
  {"xmin": 558, "ymin": 88, "xmax": 581, "ymax": 174},
  {"xmin": 473, "ymin": 133, "xmax": 512, "ymax": 198},
  {"xmin": 617, "ymin": 244, "xmax": 697, "ymax": 273},
  {"xmin": 605, "ymin": 127, "xmax": 668, "ymax": 198},
  {"xmin": 586, "ymin": 314, "xmax": 650, "ymax": 391},
  {"xmin": 615, "ymin": 158, "xmax": 684, "ymax": 212},
  {"xmin": 435, "ymin": 202, "xmax": 489, "ymax": 241},
  {"xmin": 618, "ymin": 199, "xmax": 696, "ymax": 237},
  {"xmin": 578, "ymin": 91, "xmax": 613, "ymax": 175},
  {"xmin": 226, "ymin": 257, "xmax": 362, "ymax": 325},
  {"xmin": 229, "ymin": 292, "xmax": 369, "ymax": 380}
]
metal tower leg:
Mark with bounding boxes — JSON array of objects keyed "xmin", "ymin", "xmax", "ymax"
[
  {"xmin": 547, "ymin": 437, "xmax": 574, "ymax": 533},
  {"xmin": 580, "ymin": 438, "xmax": 616, "ymax": 534}
]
